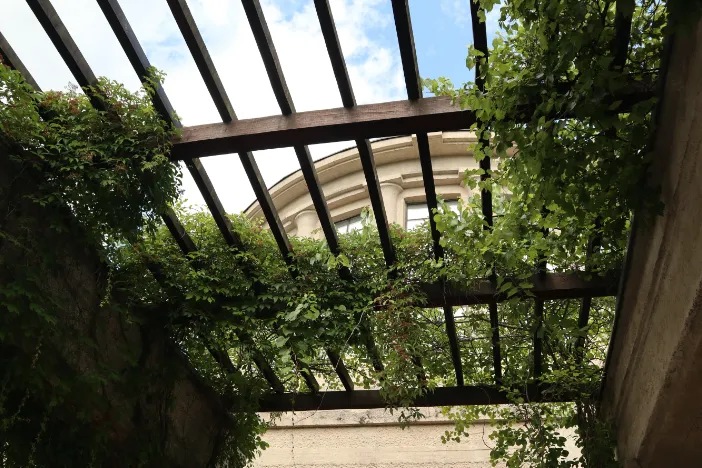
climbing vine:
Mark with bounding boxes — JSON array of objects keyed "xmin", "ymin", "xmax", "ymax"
[{"xmin": 0, "ymin": 0, "xmax": 688, "ymax": 465}]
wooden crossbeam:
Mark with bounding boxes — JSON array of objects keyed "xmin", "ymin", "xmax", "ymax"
[
  {"xmin": 421, "ymin": 270, "xmax": 619, "ymax": 308},
  {"xmin": 258, "ymin": 384, "xmax": 579, "ymax": 412},
  {"xmin": 313, "ymin": 0, "xmax": 396, "ymax": 268},
  {"xmin": 171, "ymin": 96, "xmax": 470, "ymax": 159}
]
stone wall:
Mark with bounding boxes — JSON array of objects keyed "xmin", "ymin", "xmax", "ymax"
[
  {"xmin": 0, "ymin": 146, "xmax": 230, "ymax": 467},
  {"xmin": 600, "ymin": 18, "xmax": 702, "ymax": 468}
]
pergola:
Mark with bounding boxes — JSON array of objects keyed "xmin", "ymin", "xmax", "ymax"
[{"xmin": 0, "ymin": 0, "xmax": 640, "ymax": 412}]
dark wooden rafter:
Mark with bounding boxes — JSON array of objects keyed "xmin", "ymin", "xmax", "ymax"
[
  {"xmin": 158, "ymin": 0, "xmax": 295, "ymax": 268},
  {"xmin": 469, "ymin": 0, "xmax": 502, "ymax": 385},
  {"xmin": 390, "ymin": 0, "xmax": 443, "ymax": 261},
  {"xmin": 259, "ymin": 384, "xmax": 580, "ymax": 412},
  {"xmin": 241, "ymin": 0, "xmax": 382, "ymax": 376},
  {"xmin": 240, "ymin": 0, "xmax": 340, "ymax": 255},
  {"xmin": 443, "ymin": 306, "xmax": 464, "ymax": 385},
  {"xmin": 533, "ymin": 224, "xmax": 549, "ymax": 380},
  {"xmin": 313, "ymin": 0, "xmax": 396, "ymax": 268},
  {"xmin": 576, "ymin": 222, "xmax": 603, "ymax": 359},
  {"xmin": 0, "ymin": 31, "xmax": 41, "ymax": 90},
  {"xmin": 159, "ymin": 0, "xmax": 335, "ymax": 393},
  {"xmin": 612, "ymin": 0, "xmax": 635, "ymax": 71},
  {"xmin": 95, "ymin": 0, "xmax": 244, "ymax": 251},
  {"xmin": 390, "ymin": 0, "xmax": 441, "ymax": 384},
  {"xmin": 26, "ymin": 0, "xmax": 104, "ymax": 111}
]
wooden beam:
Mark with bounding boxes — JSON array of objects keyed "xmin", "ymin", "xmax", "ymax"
[
  {"xmin": 312, "ymin": 0, "xmax": 396, "ymax": 267},
  {"xmin": 313, "ymin": 0, "xmax": 354, "ymax": 108},
  {"xmin": 96, "ymin": 0, "xmax": 177, "ymax": 124},
  {"xmin": 390, "ymin": 0, "xmax": 421, "ymax": 101},
  {"xmin": 26, "ymin": 0, "xmax": 105, "ymax": 111},
  {"xmin": 326, "ymin": 350, "xmax": 354, "ymax": 392},
  {"xmin": 171, "ymin": 96, "xmax": 472, "ymax": 159},
  {"xmin": 421, "ymin": 270, "xmax": 620, "ymax": 308},
  {"xmin": 258, "ymin": 384, "xmax": 578, "ymax": 412},
  {"xmin": 443, "ymin": 306, "xmax": 464, "ymax": 386},
  {"xmin": 96, "ymin": 0, "xmax": 243, "ymax": 250},
  {"xmin": 468, "ymin": 0, "xmax": 502, "ymax": 385},
  {"xmin": 0, "ymin": 31, "xmax": 42, "ymax": 91},
  {"xmin": 165, "ymin": 0, "xmax": 234, "ymax": 123},
  {"xmin": 390, "ymin": 0, "xmax": 444, "ymax": 266}
]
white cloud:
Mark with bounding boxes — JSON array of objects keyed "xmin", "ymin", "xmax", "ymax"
[
  {"xmin": 440, "ymin": 0, "xmax": 502, "ymax": 40},
  {"xmin": 0, "ymin": 0, "xmax": 403, "ymax": 213}
]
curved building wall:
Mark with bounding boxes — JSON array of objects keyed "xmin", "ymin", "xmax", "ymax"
[{"xmin": 246, "ymin": 132, "xmax": 480, "ymax": 236}]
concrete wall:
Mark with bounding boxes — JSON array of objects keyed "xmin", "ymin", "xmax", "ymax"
[
  {"xmin": 600, "ymin": 19, "xmax": 702, "ymax": 468},
  {"xmin": 255, "ymin": 408, "xmax": 498, "ymax": 467}
]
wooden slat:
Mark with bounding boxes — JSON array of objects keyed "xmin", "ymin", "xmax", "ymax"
[
  {"xmin": 258, "ymin": 384, "xmax": 578, "ymax": 412},
  {"xmin": 239, "ymin": 0, "xmax": 362, "ymax": 380},
  {"xmin": 390, "ymin": 0, "xmax": 443, "ymax": 264},
  {"xmin": 313, "ymin": 0, "xmax": 354, "ymax": 108},
  {"xmin": 612, "ymin": 0, "xmax": 635, "ymax": 70},
  {"xmin": 0, "ymin": 31, "xmax": 42, "ymax": 90},
  {"xmin": 576, "ymin": 226, "xmax": 603, "ymax": 358},
  {"xmin": 96, "ymin": 0, "xmax": 242, "ymax": 250},
  {"xmin": 443, "ymin": 306, "xmax": 464, "ymax": 386},
  {"xmin": 312, "ymin": 0, "xmax": 395, "ymax": 266},
  {"xmin": 165, "ymin": 0, "xmax": 234, "ymax": 122},
  {"xmin": 390, "ymin": 0, "xmax": 441, "ymax": 384},
  {"xmin": 241, "ymin": 0, "xmax": 341, "ymax": 255},
  {"xmin": 421, "ymin": 270, "xmax": 619, "ymax": 308},
  {"xmin": 171, "ymin": 96, "xmax": 471, "ymax": 158},
  {"xmin": 416, "ymin": 133, "xmax": 443, "ymax": 259},
  {"xmin": 326, "ymin": 349, "xmax": 354, "ymax": 392},
  {"xmin": 26, "ymin": 0, "xmax": 105, "ymax": 111},
  {"xmin": 468, "ymin": 0, "xmax": 502, "ymax": 386},
  {"xmin": 390, "ymin": 0, "xmax": 421, "ymax": 100},
  {"xmin": 356, "ymin": 139, "xmax": 396, "ymax": 266},
  {"xmin": 96, "ymin": 0, "xmax": 177, "ymax": 123}
]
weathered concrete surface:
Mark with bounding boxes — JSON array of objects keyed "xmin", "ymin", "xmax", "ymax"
[
  {"xmin": 600, "ymin": 19, "xmax": 702, "ymax": 468},
  {"xmin": 0, "ymin": 147, "xmax": 230, "ymax": 467}
]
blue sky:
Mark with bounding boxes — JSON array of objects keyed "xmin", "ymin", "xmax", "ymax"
[{"xmin": 1, "ymin": 0, "xmax": 499, "ymax": 212}]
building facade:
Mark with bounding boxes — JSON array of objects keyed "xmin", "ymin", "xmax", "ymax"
[
  {"xmin": 247, "ymin": 132, "xmax": 502, "ymax": 467},
  {"xmin": 246, "ymin": 132, "xmax": 479, "ymax": 236}
]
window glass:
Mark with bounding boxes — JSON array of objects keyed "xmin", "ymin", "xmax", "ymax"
[
  {"xmin": 335, "ymin": 215, "xmax": 363, "ymax": 233},
  {"xmin": 406, "ymin": 200, "xmax": 459, "ymax": 229}
]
